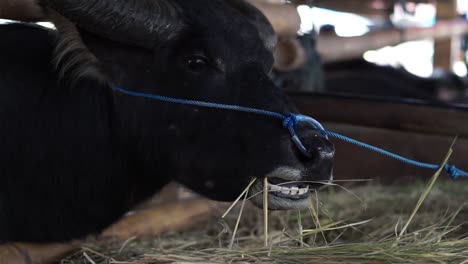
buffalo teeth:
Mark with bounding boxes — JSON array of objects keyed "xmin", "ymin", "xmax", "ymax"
[
  {"xmin": 290, "ymin": 187, "xmax": 299, "ymax": 195},
  {"xmin": 270, "ymin": 184, "xmax": 282, "ymax": 192},
  {"xmin": 267, "ymin": 182, "xmax": 309, "ymax": 196}
]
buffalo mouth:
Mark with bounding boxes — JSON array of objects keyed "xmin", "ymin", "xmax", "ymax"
[
  {"xmin": 266, "ymin": 178, "xmax": 310, "ymax": 199},
  {"xmin": 248, "ymin": 167, "xmax": 329, "ymax": 210}
]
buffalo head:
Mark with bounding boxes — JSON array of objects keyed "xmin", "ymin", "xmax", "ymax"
[{"xmin": 46, "ymin": 0, "xmax": 334, "ymax": 210}]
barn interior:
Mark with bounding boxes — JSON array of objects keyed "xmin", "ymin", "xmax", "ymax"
[
  {"xmin": 68, "ymin": 1, "xmax": 468, "ymax": 263},
  {"xmin": 1, "ymin": 0, "xmax": 468, "ymax": 263}
]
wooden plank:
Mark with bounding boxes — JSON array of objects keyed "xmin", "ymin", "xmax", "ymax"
[
  {"xmin": 0, "ymin": 242, "xmax": 76, "ymax": 264},
  {"xmin": 289, "ymin": 93, "xmax": 468, "ymax": 181},
  {"xmin": 322, "ymin": 123, "xmax": 467, "ymax": 183},
  {"xmin": 101, "ymin": 199, "xmax": 218, "ymax": 239},
  {"xmin": 313, "ymin": 0, "xmax": 432, "ymax": 15},
  {"xmin": 313, "ymin": 0, "xmax": 392, "ymax": 16},
  {"xmin": 288, "ymin": 93, "xmax": 468, "ymax": 137}
]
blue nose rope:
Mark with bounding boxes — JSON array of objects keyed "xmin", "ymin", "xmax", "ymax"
[{"xmin": 113, "ymin": 86, "xmax": 468, "ymax": 180}]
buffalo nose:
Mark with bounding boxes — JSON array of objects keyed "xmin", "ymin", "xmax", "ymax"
[{"xmin": 293, "ymin": 127, "xmax": 335, "ymax": 165}]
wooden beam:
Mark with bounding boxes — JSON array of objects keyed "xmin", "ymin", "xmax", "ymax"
[
  {"xmin": 0, "ymin": 242, "xmax": 76, "ymax": 264},
  {"xmin": 313, "ymin": 0, "xmax": 393, "ymax": 16},
  {"xmin": 318, "ymin": 19, "xmax": 468, "ymax": 62},
  {"xmin": 313, "ymin": 0, "xmax": 435, "ymax": 14},
  {"xmin": 322, "ymin": 123, "xmax": 468, "ymax": 183},
  {"xmin": 318, "ymin": 29, "xmax": 401, "ymax": 62},
  {"xmin": 288, "ymin": 92, "xmax": 468, "ymax": 137},
  {"xmin": 101, "ymin": 199, "xmax": 218, "ymax": 239},
  {"xmin": 289, "ymin": 92, "xmax": 468, "ymax": 182}
]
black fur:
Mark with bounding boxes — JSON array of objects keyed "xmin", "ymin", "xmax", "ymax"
[{"xmin": 0, "ymin": 0, "xmax": 333, "ymax": 243}]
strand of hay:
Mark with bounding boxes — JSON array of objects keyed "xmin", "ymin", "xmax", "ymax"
[
  {"xmin": 398, "ymin": 142, "xmax": 454, "ymax": 239},
  {"xmin": 297, "ymin": 210, "xmax": 304, "ymax": 247},
  {"xmin": 228, "ymin": 184, "xmax": 250, "ymax": 249},
  {"xmin": 309, "ymin": 192, "xmax": 328, "ymax": 245},
  {"xmin": 263, "ymin": 177, "xmax": 269, "ymax": 248},
  {"xmin": 222, "ymin": 178, "xmax": 257, "ymax": 218}
]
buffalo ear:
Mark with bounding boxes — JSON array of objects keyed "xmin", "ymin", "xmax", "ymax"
[{"xmin": 225, "ymin": 0, "xmax": 277, "ymax": 51}]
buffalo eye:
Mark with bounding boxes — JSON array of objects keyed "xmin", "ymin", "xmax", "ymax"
[{"xmin": 185, "ymin": 55, "xmax": 209, "ymax": 73}]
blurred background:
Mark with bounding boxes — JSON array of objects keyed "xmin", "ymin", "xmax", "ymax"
[
  {"xmin": 248, "ymin": 0, "xmax": 468, "ymax": 99},
  {"xmin": 241, "ymin": 0, "xmax": 468, "ymax": 184}
]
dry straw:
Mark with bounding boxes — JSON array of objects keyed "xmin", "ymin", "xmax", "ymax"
[
  {"xmin": 62, "ymin": 143, "xmax": 468, "ymax": 264},
  {"xmin": 263, "ymin": 177, "xmax": 269, "ymax": 248}
]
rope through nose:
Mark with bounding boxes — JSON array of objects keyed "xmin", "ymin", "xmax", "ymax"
[
  {"xmin": 281, "ymin": 114, "xmax": 327, "ymax": 158},
  {"xmin": 113, "ymin": 85, "xmax": 468, "ymax": 180}
]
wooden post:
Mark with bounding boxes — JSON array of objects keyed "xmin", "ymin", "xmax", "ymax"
[
  {"xmin": 246, "ymin": 0, "xmax": 301, "ymax": 37},
  {"xmin": 434, "ymin": 0, "xmax": 459, "ymax": 70}
]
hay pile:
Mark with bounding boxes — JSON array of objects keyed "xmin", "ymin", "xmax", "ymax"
[{"xmin": 62, "ymin": 180, "xmax": 468, "ymax": 264}]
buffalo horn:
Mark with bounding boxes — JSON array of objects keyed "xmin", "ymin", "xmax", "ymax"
[{"xmin": 44, "ymin": 0, "xmax": 182, "ymax": 48}]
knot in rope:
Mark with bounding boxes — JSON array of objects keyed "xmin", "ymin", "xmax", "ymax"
[
  {"xmin": 444, "ymin": 165, "xmax": 462, "ymax": 180},
  {"xmin": 282, "ymin": 114, "xmax": 298, "ymax": 129}
]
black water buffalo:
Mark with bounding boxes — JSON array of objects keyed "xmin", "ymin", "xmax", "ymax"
[
  {"xmin": 324, "ymin": 58, "xmax": 467, "ymax": 104},
  {"xmin": 0, "ymin": 0, "xmax": 334, "ymax": 243}
]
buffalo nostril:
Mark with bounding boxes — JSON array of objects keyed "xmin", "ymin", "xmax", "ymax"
[{"xmin": 293, "ymin": 133, "xmax": 335, "ymax": 163}]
